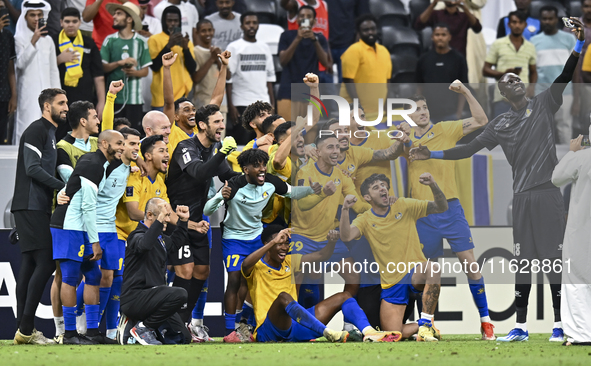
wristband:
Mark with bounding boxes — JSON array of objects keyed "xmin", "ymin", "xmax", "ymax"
[
  {"xmin": 575, "ymin": 39, "xmax": 585, "ymax": 53},
  {"xmin": 253, "ymin": 138, "xmax": 258, "ymax": 149},
  {"xmin": 430, "ymin": 151, "xmax": 444, "ymax": 159},
  {"xmin": 404, "ymin": 141, "xmax": 412, "ymax": 148}
]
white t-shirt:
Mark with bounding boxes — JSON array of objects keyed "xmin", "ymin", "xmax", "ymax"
[
  {"xmin": 67, "ymin": 0, "xmax": 93, "ymax": 32},
  {"xmin": 205, "ymin": 12, "xmax": 242, "ymax": 51},
  {"xmin": 153, "ymin": 0, "xmax": 199, "ymax": 43},
  {"xmin": 142, "ymin": 15, "xmax": 162, "ymax": 36},
  {"xmin": 226, "ymin": 38, "xmax": 276, "ymax": 106}
]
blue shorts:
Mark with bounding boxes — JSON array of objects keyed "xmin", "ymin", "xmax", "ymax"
[
  {"xmin": 416, "ymin": 199, "xmax": 474, "ymax": 260},
  {"xmin": 290, "ymin": 234, "xmax": 350, "ymax": 262},
  {"xmin": 98, "ymin": 232, "xmax": 123, "ymax": 271},
  {"xmin": 256, "ymin": 306, "xmax": 320, "ymax": 342},
  {"xmin": 115, "ymin": 239, "xmax": 125, "ymax": 276},
  {"xmin": 222, "ymin": 235, "xmax": 263, "ymax": 272},
  {"xmin": 51, "ymin": 228, "xmax": 92, "ymax": 262},
  {"xmin": 381, "ymin": 267, "xmax": 420, "ymax": 305}
]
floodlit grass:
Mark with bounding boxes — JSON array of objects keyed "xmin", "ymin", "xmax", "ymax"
[{"xmin": 1, "ymin": 334, "xmax": 589, "ymax": 366}]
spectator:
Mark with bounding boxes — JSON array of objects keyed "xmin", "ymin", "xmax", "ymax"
[
  {"xmin": 531, "ymin": 6, "xmax": 576, "ymax": 144},
  {"xmin": 226, "ymin": 12, "xmax": 275, "ymax": 145},
  {"xmin": 192, "ymin": 19, "xmax": 222, "ymax": 109},
  {"xmin": 113, "ymin": 116, "xmax": 132, "ymax": 130},
  {"xmin": 277, "ymin": 5, "xmax": 328, "ymax": 120},
  {"xmin": 53, "ymin": 7, "xmax": 105, "ymax": 142},
  {"xmin": 3, "ymin": 0, "xmax": 21, "ymax": 34},
  {"xmin": 339, "ymin": 14, "xmax": 390, "ymax": 122},
  {"xmin": 200, "ymin": 0, "xmax": 246, "ymax": 17},
  {"xmin": 101, "ymin": 2, "xmax": 151, "ymax": 130},
  {"xmin": 0, "ymin": 0, "xmax": 17, "ymax": 144},
  {"xmin": 138, "ymin": 0, "xmax": 162, "ymax": 113},
  {"xmin": 416, "ymin": 23, "xmax": 468, "ymax": 122},
  {"xmin": 14, "ymin": 0, "xmax": 60, "ymax": 145},
  {"xmin": 148, "ymin": 6, "xmax": 196, "ymax": 110},
  {"xmin": 45, "ymin": 0, "xmax": 64, "ymax": 38},
  {"xmin": 205, "ymin": 0, "xmax": 241, "ymax": 51},
  {"xmin": 83, "ymin": 0, "xmax": 139, "ymax": 51},
  {"xmin": 281, "ymin": 0, "xmax": 331, "ymax": 82},
  {"xmin": 324, "ymin": 0, "xmax": 369, "ymax": 82},
  {"xmin": 64, "ymin": 0, "xmax": 93, "ymax": 37},
  {"xmin": 12, "ymin": 88, "xmax": 67, "ymax": 345},
  {"xmin": 414, "ymin": 0, "xmax": 482, "ymax": 57},
  {"xmin": 497, "ymin": 0, "xmax": 540, "ymax": 40},
  {"xmin": 484, "ymin": 10, "xmax": 537, "ymax": 118},
  {"xmin": 153, "ymin": 0, "xmax": 198, "ymax": 44}
]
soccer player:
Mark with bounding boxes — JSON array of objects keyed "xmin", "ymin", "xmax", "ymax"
[
  {"xmin": 405, "ymin": 81, "xmax": 494, "ymax": 340},
  {"xmin": 409, "ymin": 17, "xmax": 587, "ymax": 342},
  {"xmin": 339, "ymin": 173, "xmax": 448, "ymax": 341},
  {"xmin": 12, "ymin": 88, "xmax": 67, "ymax": 345},
  {"xmin": 121, "ymin": 199, "xmax": 192, "ymax": 346},
  {"xmin": 203, "ymin": 149, "xmax": 294, "ymax": 342},
  {"xmin": 166, "ymin": 103, "xmax": 238, "ymax": 327},
  {"xmin": 50, "ymin": 130, "xmax": 124, "ymax": 344},
  {"xmin": 243, "ymin": 226, "xmax": 402, "ymax": 343}
]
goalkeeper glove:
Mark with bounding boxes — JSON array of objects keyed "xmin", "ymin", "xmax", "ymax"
[{"xmin": 220, "ymin": 136, "xmax": 237, "ymax": 155}]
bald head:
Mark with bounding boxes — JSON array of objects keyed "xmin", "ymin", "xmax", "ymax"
[
  {"xmin": 98, "ymin": 130, "xmax": 124, "ymax": 162},
  {"xmin": 144, "ymin": 197, "xmax": 167, "ymax": 220},
  {"xmin": 142, "ymin": 111, "xmax": 172, "ymax": 143}
]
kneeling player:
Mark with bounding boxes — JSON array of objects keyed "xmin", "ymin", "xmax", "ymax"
[
  {"xmin": 242, "ymin": 226, "xmax": 402, "ymax": 343},
  {"xmin": 340, "ymin": 173, "xmax": 448, "ymax": 341}
]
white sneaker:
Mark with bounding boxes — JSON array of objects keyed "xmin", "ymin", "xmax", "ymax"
[
  {"xmin": 76, "ymin": 313, "xmax": 87, "ymax": 335},
  {"xmin": 189, "ymin": 323, "xmax": 214, "ymax": 343}
]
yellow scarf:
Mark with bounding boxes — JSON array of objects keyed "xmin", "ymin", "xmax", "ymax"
[{"xmin": 58, "ymin": 30, "xmax": 84, "ymax": 87}]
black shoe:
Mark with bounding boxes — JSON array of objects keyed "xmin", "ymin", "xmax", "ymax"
[
  {"xmin": 86, "ymin": 332, "xmax": 118, "ymax": 344},
  {"xmin": 63, "ymin": 334, "xmax": 98, "ymax": 345}
]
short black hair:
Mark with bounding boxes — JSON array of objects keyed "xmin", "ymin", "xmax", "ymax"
[
  {"xmin": 261, "ymin": 114, "xmax": 283, "ymax": 135},
  {"xmin": 508, "ymin": 10, "xmax": 528, "ymax": 23},
  {"xmin": 174, "ymin": 97, "xmax": 193, "ymax": 113},
  {"xmin": 360, "ymin": 173, "xmax": 391, "ymax": 197},
  {"xmin": 355, "ymin": 13, "xmax": 377, "ymax": 33},
  {"xmin": 118, "ymin": 127, "xmax": 141, "ymax": 139},
  {"xmin": 61, "ymin": 7, "xmax": 80, "ymax": 19},
  {"xmin": 240, "ymin": 11, "xmax": 258, "ymax": 25},
  {"xmin": 38, "ymin": 88, "xmax": 66, "ymax": 111},
  {"xmin": 319, "ymin": 118, "xmax": 339, "ymax": 132},
  {"xmin": 261, "ymin": 224, "xmax": 286, "ymax": 244},
  {"xmin": 242, "ymin": 101, "xmax": 273, "ymax": 131},
  {"xmin": 141, "ymin": 134, "xmax": 164, "ymax": 157},
  {"xmin": 195, "ymin": 104, "xmax": 220, "ymax": 132},
  {"xmin": 68, "ymin": 100, "xmax": 95, "ymax": 130},
  {"xmin": 273, "ymin": 121, "xmax": 295, "ymax": 143},
  {"xmin": 314, "ymin": 133, "xmax": 338, "ymax": 147},
  {"xmin": 196, "ymin": 18, "xmax": 213, "ymax": 30},
  {"xmin": 539, "ymin": 5, "xmax": 558, "ymax": 17},
  {"xmin": 433, "ymin": 22, "xmax": 450, "ymax": 33},
  {"xmin": 237, "ymin": 148, "xmax": 269, "ymax": 169},
  {"xmin": 298, "ymin": 5, "xmax": 316, "ymax": 18},
  {"xmin": 349, "ymin": 103, "xmax": 364, "ymax": 112},
  {"xmin": 409, "ymin": 94, "xmax": 427, "ymax": 103},
  {"xmin": 113, "ymin": 117, "xmax": 132, "ymax": 130}
]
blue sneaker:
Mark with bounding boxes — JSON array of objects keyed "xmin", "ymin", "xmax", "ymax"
[
  {"xmin": 549, "ymin": 328, "xmax": 564, "ymax": 342},
  {"xmin": 496, "ymin": 328, "xmax": 529, "ymax": 342}
]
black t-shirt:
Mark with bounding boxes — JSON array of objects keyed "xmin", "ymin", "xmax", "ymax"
[
  {"xmin": 475, "ymin": 89, "xmax": 561, "ymax": 193},
  {"xmin": 416, "ymin": 48, "xmax": 468, "ymax": 120},
  {"xmin": 0, "ymin": 30, "xmax": 16, "ymax": 102},
  {"xmin": 325, "ymin": 0, "xmax": 370, "ymax": 49},
  {"xmin": 52, "ymin": 34, "xmax": 104, "ymax": 104}
]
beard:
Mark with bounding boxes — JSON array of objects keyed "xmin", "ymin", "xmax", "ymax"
[
  {"xmin": 205, "ymin": 128, "xmax": 218, "ymax": 143},
  {"xmin": 106, "ymin": 145, "xmax": 118, "ymax": 159},
  {"xmin": 51, "ymin": 107, "xmax": 67, "ymax": 124},
  {"xmin": 112, "ymin": 22, "xmax": 126, "ymax": 30}
]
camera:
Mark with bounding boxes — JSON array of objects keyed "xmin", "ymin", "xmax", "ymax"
[{"xmin": 38, "ymin": 18, "xmax": 46, "ymax": 29}]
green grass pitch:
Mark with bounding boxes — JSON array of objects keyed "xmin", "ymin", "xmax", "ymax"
[{"xmin": 1, "ymin": 334, "xmax": 590, "ymax": 366}]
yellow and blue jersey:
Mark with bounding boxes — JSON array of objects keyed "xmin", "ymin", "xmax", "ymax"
[{"xmin": 168, "ymin": 122, "xmax": 199, "ymax": 157}]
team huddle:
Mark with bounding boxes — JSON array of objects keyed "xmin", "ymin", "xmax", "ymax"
[{"xmin": 10, "ymin": 16, "xmax": 586, "ymax": 347}]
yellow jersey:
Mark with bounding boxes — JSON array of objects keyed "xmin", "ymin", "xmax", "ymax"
[
  {"xmin": 351, "ymin": 128, "xmax": 396, "ymax": 197},
  {"xmin": 115, "ymin": 171, "xmax": 169, "ymax": 240},
  {"xmin": 243, "ymin": 254, "xmax": 302, "ymax": 336},
  {"xmin": 227, "ymin": 139, "xmax": 255, "ymax": 172},
  {"xmin": 408, "ymin": 121, "xmax": 464, "ymax": 200},
  {"xmin": 351, "ymin": 198, "xmax": 428, "ymax": 287},
  {"xmin": 292, "ymin": 161, "xmax": 366, "ymax": 242},
  {"xmin": 168, "ymin": 122, "xmax": 198, "ymax": 157}
]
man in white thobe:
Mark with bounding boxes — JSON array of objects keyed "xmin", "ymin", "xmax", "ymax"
[
  {"xmin": 14, "ymin": 0, "xmax": 60, "ymax": 145},
  {"xmin": 552, "ymin": 130, "xmax": 591, "ymax": 346}
]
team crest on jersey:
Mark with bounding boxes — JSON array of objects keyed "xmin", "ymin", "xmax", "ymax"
[
  {"xmin": 334, "ymin": 178, "xmax": 341, "ymax": 186},
  {"xmin": 263, "ymin": 191, "xmax": 268, "ymax": 198},
  {"xmin": 182, "ymin": 148, "xmax": 188, "ymax": 153},
  {"xmin": 427, "ymin": 132, "xmax": 434, "ymax": 138},
  {"xmin": 214, "ymin": 148, "xmax": 218, "ymax": 154},
  {"xmin": 525, "ymin": 109, "xmax": 532, "ymax": 117},
  {"xmin": 156, "ymin": 189, "xmax": 161, "ymax": 196},
  {"xmin": 347, "ymin": 164, "xmax": 355, "ymax": 172},
  {"xmin": 395, "ymin": 212, "xmax": 403, "ymax": 220},
  {"xmin": 285, "ymin": 266, "xmax": 290, "ymax": 272},
  {"xmin": 126, "ymin": 187, "xmax": 133, "ymax": 196}
]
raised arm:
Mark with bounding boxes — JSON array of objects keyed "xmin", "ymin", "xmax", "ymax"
[
  {"xmin": 550, "ymin": 18, "xmax": 585, "ymax": 103},
  {"xmin": 102, "ymin": 80, "xmax": 124, "ymax": 131},
  {"xmin": 162, "ymin": 52, "xmax": 178, "ymax": 124},
  {"xmin": 448, "ymin": 80, "xmax": 488, "ymax": 135},
  {"xmin": 242, "ymin": 228, "xmax": 291, "ymax": 277},
  {"xmin": 420, "ymin": 173, "xmax": 448, "ymax": 215},
  {"xmin": 301, "ymin": 230, "xmax": 339, "ymax": 263},
  {"xmin": 339, "ymin": 195, "xmax": 361, "ymax": 242},
  {"xmin": 209, "ymin": 51, "xmax": 231, "ymax": 106},
  {"xmin": 409, "ymin": 138, "xmax": 486, "ymax": 162},
  {"xmin": 82, "ymin": 0, "xmax": 104, "ymax": 22},
  {"xmin": 129, "ymin": 203, "xmax": 168, "ymax": 253}
]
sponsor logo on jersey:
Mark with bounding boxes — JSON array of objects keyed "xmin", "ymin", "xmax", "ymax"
[{"xmin": 126, "ymin": 186, "xmax": 133, "ymax": 196}]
